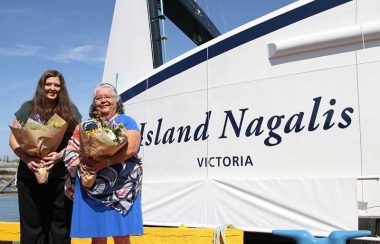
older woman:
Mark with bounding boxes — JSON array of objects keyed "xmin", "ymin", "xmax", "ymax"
[
  {"xmin": 64, "ymin": 83, "xmax": 143, "ymax": 244},
  {"xmin": 9, "ymin": 69, "xmax": 81, "ymax": 244}
]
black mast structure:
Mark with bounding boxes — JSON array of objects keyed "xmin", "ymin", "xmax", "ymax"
[{"xmin": 147, "ymin": 0, "xmax": 221, "ymax": 68}]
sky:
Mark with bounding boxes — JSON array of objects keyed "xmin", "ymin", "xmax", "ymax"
[{"xmin": 0, "ymin": 0, "xmax": 295, "ymax": 159}]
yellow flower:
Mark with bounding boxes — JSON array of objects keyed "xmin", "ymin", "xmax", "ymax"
[
  {"xmin": 46, "ymin": 120, "xmax": 60, "ymax": 128},
  {"xmin": 85, "ymin": 128, "xmax": 100, "ymax": 135}
]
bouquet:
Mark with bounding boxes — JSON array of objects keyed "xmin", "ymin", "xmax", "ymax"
[
  {"xmin": 79, "ymin": 114, "xmax": 128, "ymax": 188},
  {"xmin": 10, "ymin": 113, "xmax": 67, "ymax": 184}
]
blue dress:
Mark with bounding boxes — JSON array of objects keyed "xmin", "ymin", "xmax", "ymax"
[{"xmin": 70, "ymin": 114, "xmax": 143, "ymax": 238}]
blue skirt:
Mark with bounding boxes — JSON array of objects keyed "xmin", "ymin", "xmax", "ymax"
[{"xmin": 70, "ymin": 177, "xmax": 143, "ymax": 238}]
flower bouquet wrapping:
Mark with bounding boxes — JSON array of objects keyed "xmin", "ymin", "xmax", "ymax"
[
  {"xmin": 10, "ymin": 113, "xmax": 67, "ymax": 184},
  {"xmin": 78, "ymin": 116, "xmax": 128, "ymax": 188}
]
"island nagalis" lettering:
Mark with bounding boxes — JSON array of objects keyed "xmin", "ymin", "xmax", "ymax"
[{"xmin": 139, "ymin": 96, "xmax": 354, "ymax": 147}]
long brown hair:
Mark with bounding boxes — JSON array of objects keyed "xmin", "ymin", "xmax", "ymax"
[{"xmin": 31, "ymin": 69, "xmax": 79, "ymax": 134}]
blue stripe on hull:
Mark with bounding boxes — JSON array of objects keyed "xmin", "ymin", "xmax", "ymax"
[{"xmin": 120, "ymin": 0, "xmax": 352, "ymax": 102}]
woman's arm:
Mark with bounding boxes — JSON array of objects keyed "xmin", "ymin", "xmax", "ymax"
[
  {"xmin": 90, "ymin": 130, "xmax": 141, "ymax": 171},
  {"xmin": 111, "ymin": 130, "xmax": 141, "ymax": 163},
  {"xmin": 9, "ymin": 119, "xmax": 42, "ymax": 172},
  {"xmin": 62, "ymin": 125, "xmax": 81, "ymax": 168}
]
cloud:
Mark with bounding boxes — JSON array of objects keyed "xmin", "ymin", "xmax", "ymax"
[
  {"xmin": 0, "ymin": 44, "xmax": 41, "ymax": 57},
  {"xmin": 0, "ymin": 7, "xmax": 35, "ymax": 18},
  {"xmin": 52, "ymin": 45, "xmax": 105, "ymax": 63},
  {"xmin": 0, "ymin": 43, "xmax": 106, "ymax": 64}
]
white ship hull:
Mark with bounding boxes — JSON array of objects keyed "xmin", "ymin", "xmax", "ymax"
[{"xmin": 103, "ymin": 0, "xmax": 380, "ymax": 236}]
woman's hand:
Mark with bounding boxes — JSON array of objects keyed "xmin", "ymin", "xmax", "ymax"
[
  {"xmin": 26, "ymin": 158, "xmax": 45, "ymax": 172},
  {"xmin": 79, "ymin": 162, "xmax": 95, "ymax": 173},
  {"xmin": 42, "ymin": 152, "xmax": 62, "ymax": 171},
  {"xmin": 88, "ymin": 157, "xmax": 109, "ymax": 172},
  {"xmin": 79, "ymin": 158, "xmax": 96, "ymax": 173}
]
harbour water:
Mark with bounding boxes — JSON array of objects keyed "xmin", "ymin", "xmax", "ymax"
[
  {"xmin": 0, "ymin": 161, "xmax": 19, "ymax": 222},
  {"xmin": 0, "ymin": 194, "xmax": 19, "ymax": 222}
]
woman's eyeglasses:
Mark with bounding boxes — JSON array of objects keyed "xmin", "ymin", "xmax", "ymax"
[{"xmin": 95, "ymin": 95, "xmax": 114, "ymax": 101}]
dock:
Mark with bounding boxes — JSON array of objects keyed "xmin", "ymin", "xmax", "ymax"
[
  {"xmin": 0, "ymin": 162, "xmax": 17, "ymax": 194},
  {"xmin": 0, "ymin": 222, "xmax": 243, "ymax": 244}
]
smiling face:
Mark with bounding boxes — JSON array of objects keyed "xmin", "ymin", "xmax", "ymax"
[
  {"xmin": 94, "ymin": 87, "xmax": 117, "ymax": 118},
  {"xmin": 44, "ymin": 76, "xmax": 61, "ymax": 101}
]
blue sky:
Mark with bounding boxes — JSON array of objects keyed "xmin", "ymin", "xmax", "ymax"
[{"xmin": 0, "ymin": 0, "xmax": 294, "ymax": 159}]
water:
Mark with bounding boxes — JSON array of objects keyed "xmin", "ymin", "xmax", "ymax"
[{"xmin": 0, "ymin": 194, "xmax": 19, "ymax": 222}]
